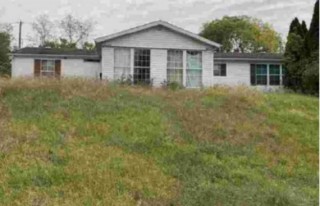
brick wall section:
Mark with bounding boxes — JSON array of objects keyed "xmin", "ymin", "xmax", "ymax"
[
  {"xmin": 151, "ymin": 49, "xmax": 167, "ymax": 87},
  {"xmin": 202, "ymin": 51, "xmax": 214, "ymax": 87},
  {"xmin": 102, "ymin": 47, "xmax": 114, "ymax": 80}
]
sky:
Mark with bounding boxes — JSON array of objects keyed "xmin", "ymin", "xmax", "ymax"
[{"xmin": 0, "ymin": 0, "xmax": 316, "ymax": 47}]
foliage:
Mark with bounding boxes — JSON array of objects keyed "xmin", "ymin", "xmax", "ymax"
[
  {"xmin": 283, "ymin": 0, "xmax": 319, "ymax": 95},
  {"xmin": 0, "ymin": 79, "xmax": 318, "ymax": 205},
  {"xmin": 31, "ymin": 14, "xmax": 95, "ymax": 49},
  {"xmin": 43, "ymin": 39, "xmax": 77, "ymax": 50},
  {"xmin": 0, "ymin": 32, "xmax": 11, "ymax": 76},
  {"xmin": 200, "ymin": 16, "xmax": 282, "ymax": 53},
  {"xmin": 83, "ymin": 42, "xmax": 96, "ymax": 51},
  {"xmin": 59, "ymin": 14, "xmax": 94, "ymax": 47},
  {"xmin": 32, "ymin": 14, "xmax": 54, "ymax": 46}
]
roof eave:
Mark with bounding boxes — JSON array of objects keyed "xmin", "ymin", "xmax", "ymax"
[{"xmin": 12, "ymin": 53, "xmax": 100, "ymax": 60}]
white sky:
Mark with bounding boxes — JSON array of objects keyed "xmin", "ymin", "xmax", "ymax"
[{"xmin": 0, "ymin": 0, "xmax": 316, "ymax": 47}]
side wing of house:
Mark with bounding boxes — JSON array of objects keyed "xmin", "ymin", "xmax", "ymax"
[
  {"xmin": 11, "ymin": 51, "xmax": 101, "ymax": 79},
  {"xmin": 99, "ymin": 25, "xmax": 217, "ymax": 87},
  {"xmin": 213, "ymin": 54, "xmax": 284, "ymax": 90}
]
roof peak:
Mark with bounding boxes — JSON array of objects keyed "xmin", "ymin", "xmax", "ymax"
[{"xmin": 95, "ymin": 20, "xmax": 221, "ymax": 48}]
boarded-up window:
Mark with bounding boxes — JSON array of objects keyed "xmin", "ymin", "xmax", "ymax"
[{"xmin": 114, "ymin": 48, "xmax": 131, "ymax": 80}]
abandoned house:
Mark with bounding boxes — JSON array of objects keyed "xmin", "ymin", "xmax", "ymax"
[{"xmin": 11, "ymin": 20, "xmax": 284, "ymax": 89}]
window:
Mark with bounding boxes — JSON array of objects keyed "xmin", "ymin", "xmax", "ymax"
[
  {"xmin": 114, "ymin": 48, "xmax": 131, "ymax": 80},
  {"xmin": 134, "ymin": 49, "xmax": 150, "ymax": 84},
  {"xmin": 40, "ymin": 60, "xmax": 55, "ymax": 77},
  {"xmin": 269, "ymin": 64, "xmax": 280, "ymax": 85},
  {"xmin": 214, "ymin": 64, "xmax": 227, "ymax": 76},
  {"xmin": 167, "ymin": 50, "xmax": 183, "ymax": 85},
  {"xmin": 250, "ymin": 64, "xmax": 267, "ymax": 85},
  {"xmin": 186, "ymin": 51, "xmax": 202, "ymax": 88}
]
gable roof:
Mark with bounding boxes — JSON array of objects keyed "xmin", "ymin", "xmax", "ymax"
[
  {"xmin": 215, "ymin": 52, "xmax": 283, "ymax": 62},
  {"xmin": 95, "ymin": 20, "xmax": 221, "ymax": 48}
]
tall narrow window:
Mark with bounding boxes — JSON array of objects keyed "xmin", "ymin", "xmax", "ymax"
[
  {"xmin": 167, "ymin": 50, "xmax": 183, "ymax": 85},
  {"xmin": 251, "ymin": 64, "xmax": 267, "ymax": 85},
  {"xmin": 269, "ymin": 64, "xmax": 280, "ymax": 85},
  {"xmin": 186, "ymin": 51, "xmax": 202, "ymax": 88},
  {"xmin": 134, "ymin": 49, "xmax": 151, "ymax": 84},
  {"xmin": 214, "ymin": 64, "xmax": 227, "ymax": 76},
  {"xmin": 114, "ymin": 48, "xmax": 131, "ymax": 80}
]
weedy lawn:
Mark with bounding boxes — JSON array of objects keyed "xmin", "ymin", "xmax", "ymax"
[{"xmin": 0, "ymin": 79, "xmax": 318, "ymax": 206}]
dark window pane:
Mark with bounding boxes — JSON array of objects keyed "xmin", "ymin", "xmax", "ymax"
[
  {"xmin": 250, "ymin": 64, "xmax": 256, "ymax": 85},
  {"xmin": 270, "ymin": 75, "xmax": 280, "ymax": 85}
]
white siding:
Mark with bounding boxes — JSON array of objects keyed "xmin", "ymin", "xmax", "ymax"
[
  {"xmin": 11, "ymin": 57, "xmax": 34, "ymax": 77},
  {"xmin": 102, "ymin": 26, "xmax": 209, "ymax": 50},
  {"xmin": 11, "ymin": 57, "xmax": 100, "ymax": 78},
  {"xmin": 62, "ymin": 59, "xmax": 100, "ymax": 78},
  {"xmin": 213, "ymin": 62, "xmax": 250, "ymax": 86},
  {"xmin": 101, "ymin": 47, "xmax": 114, "ymax": 80},
  {"xmin": 151, "ymin": 49, "xmax": 167, "ymax": 87},
  {"xmin": 202, "ymin": 51, "xmax": 214, "ymax": 87}
]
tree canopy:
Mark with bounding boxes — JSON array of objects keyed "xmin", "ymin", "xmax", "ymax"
[
  {"xmin": 284, "ymin": 0, "xmax": 319, "ymax": 95},
  {"xmin": 0, "ymin": 23, "xmax": 12, "ymax": 76},
  {"xmin": 31, "ymin": 14, "xmax": 95, "ymax": 49},
  {"xmin": 200, "ymin": 16, "xmax": 282, "ymax": 53}
]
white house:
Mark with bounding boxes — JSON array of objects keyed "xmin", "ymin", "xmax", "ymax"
[{"xmin": 11, "ymin": 20, "xmax": 284, "ymax": 89}]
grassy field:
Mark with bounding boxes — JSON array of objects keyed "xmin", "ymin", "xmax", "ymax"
[{"xmin": 0, "ymin": 79, "xmax": 318, "ymax": 206}]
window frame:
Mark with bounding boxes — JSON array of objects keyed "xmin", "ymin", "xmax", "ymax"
[
  {"xmin": 186, "ymin": 51, "xmax": 202, "ymax": 88},
  {"xmin": 40, "ymin": 59, "xmax": 56, "ymax": 77},
  {"xmin": 269, "ymin": 64, "xmax": 281, "ymax": 86},
  {"xmin": 214, "ymin": 63, "xmax": 227, "ymax": 77},
  {"xmin": 167, "ymin": 50, "xmax": 183, "ymax": 85},
  {"xmin": 134, "ymin": 49, "xmax": 151, "ymax": 84}
]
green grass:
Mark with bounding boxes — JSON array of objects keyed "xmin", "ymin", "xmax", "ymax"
[{"xmin": 0, "ymin": 79, "xmax": 318, "ymax": 205}]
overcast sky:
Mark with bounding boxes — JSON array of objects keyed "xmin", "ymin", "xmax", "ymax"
[{"xmin": 0, "ymin": 0, "xmax": 316, "ymax": 47}]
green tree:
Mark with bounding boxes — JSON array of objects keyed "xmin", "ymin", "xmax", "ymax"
[
  {"xmin": 200, "ymin": 16, "xmax": 282, "ymax": 53},
  {"xmin": 0, "ymin": 32, "xmax": 11, "ymax": 76},
  {"xmin": 306, "ymin": 0, "xmax": 319, "ymax": 55},
  {"xmin": 43, "ymin": 38, "xmax": 77, "ymax": 50},
  {"xmin": 284, "ymin": 0, "xmax": 319, "ymax": 95}
]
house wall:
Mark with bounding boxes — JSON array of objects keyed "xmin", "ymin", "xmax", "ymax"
[
  {"xmin": 11, "ymin": 57, "xmax": 100, "ymax": 78},
  {"xmin": 11, "ymin": 57, "xmax": 34, "ymax": 77},
  {"xmin": 100, "ymin": 26, "xmax": 217, "ymax": 87},
  {"xmin": 213, "ymin": 62, "xmax": 251, "ymax": 86},
  {"xmin": 62, "ymin": 59, "xmax": 100, "ymax": 78},
  {"xmin": 102, "ymin": 26, "xmax": 210, "ymax": 50}
]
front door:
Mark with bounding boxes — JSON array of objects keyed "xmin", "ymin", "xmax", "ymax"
[{"xmin": 134, "ymin": 49, "xmax": 151, "ymax": 85}]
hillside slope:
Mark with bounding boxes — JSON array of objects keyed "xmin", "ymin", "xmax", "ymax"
[{"xmin": 0, "ymin": 79, "xmax": 318, "ymax": 206}]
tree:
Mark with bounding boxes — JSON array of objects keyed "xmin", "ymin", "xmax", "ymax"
[
  {"xmin": 306, "ymin": 0, "xmax": 319, "ymax": 55},
  {"xmin": 0, "ymin": 32, "xmax": 11, "ymax": 76},
  {"xmin": 284, "ymin": 0, "xmax": 319, "ymax": 95},
  {"xmin": 43, "ymin": 38, "xmax": 77, "ymax": 50},
  {"xmin": 32, "ymin": 14, "xmax": 54, "ymax": 46},
  {"xmin": 200, "ymin": 16, "xmax": 282, "ymax": 53},
  {"xmin": 59, "ymin": 14, "xmax": 94, "ymax": 47},
  {"xmin": 83, "ymin": 42, "xmax": 96, "ymax": 51}
]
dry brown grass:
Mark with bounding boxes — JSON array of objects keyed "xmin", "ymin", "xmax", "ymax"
[{"xmin": 0, "ymin": 77, "xmax": 117, "ymax": 101}]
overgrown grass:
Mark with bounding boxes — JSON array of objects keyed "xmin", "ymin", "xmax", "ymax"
[{"xmin": 0, "ymin": 78, "xmax": 318, "ymax": 205}]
